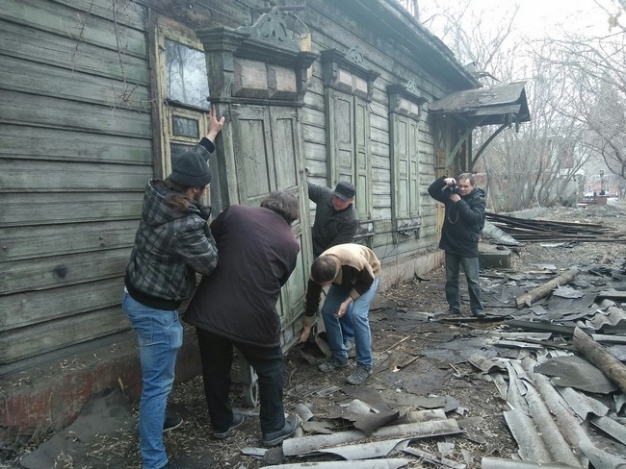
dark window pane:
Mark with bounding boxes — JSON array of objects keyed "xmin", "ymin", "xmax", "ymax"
[
  {"xmin": 172, "ymin": 116, "xmax": 200, "ymax": 138},
  {"xmin": 165, "ymin": 40, "xmax": 210, "ymax": 109},
  {"xmin": 170, "ymin": 143, "xmax": 195, "ymax": 169}
]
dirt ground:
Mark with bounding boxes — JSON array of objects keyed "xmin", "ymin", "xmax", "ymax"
[{"xmin": 8, "ymin": 203, "xmax": 626, "ymax": 469}]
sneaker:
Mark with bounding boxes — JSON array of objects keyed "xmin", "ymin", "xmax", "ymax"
[
  {"xmin": 472, "ymin": 310, "xmax": 486, "ymax": 318},
  {"xmin": 262, "ymin": 414, "xmax": 299, "ymax": 446},
  {"xmin": 163, "ymin": 414, "xmax": 183, "ymax": 433},
  {"xmin": 212, "ymin": 413, "xmax": 244, "ymax": 439},
  {"xmin": 346, "ymin": 364, "xmax": 372, "ymax": 385},
  {"xmin": 318, "ymin": 356, "xmax": 349, "ymax": 373}
]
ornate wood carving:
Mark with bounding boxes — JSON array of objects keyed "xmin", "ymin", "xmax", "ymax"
[
  {"xmin": 196, "ymin": 17, "xmax": 318, "ymax": 105},
  {"xmin": 387, "ymin": 82, "xmax": 428, "ymax": 118},
  {"xmin": 321, "ymin": 48, "xmax": 379, "ymax": 102},
  {"xmin": 240, "ymin": 6, "xmax": 300, "ymax": 51}
]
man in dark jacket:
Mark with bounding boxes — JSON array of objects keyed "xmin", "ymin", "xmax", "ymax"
[
  {"xmin": 185, "ymin": 191, "xmax": 301, "ymax": 447},
  {"xmin": 308, "ymin": 181, "xmax": 359, "ymax": 258},
  {"xmin": 308, "ymin": 181, "xmax": 359, "ymax": 350},
  {"xmin": 428, "ymin": 173, "xmax": 486, "ymax": 317},
  {"xmin": 122, "ymin": 107, "xmax": 223, "ymax": 469}
]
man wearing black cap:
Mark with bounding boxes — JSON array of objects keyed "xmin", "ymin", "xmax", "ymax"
[
  {"xmin": 308, "ymin": 181, "xmax": 359, "ymax": 258},
  {"xmin": 307, "ymin": 181, "xmax": 359, "ymax": 351},
  {"xmin": 122, "ymin": 107, "xmax": 224, "ymax": 469}
]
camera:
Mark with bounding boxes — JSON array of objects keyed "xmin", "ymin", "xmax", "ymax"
[{"xmin": 443, "ymin": 184, "xmax": 459, "ymax": 195}]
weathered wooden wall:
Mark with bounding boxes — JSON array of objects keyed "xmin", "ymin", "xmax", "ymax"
[
  {"xmin": 0, "ymin": 0, "xmax": 473, "ymax": 373},
  {"xmin": 298, "ymin": 0, "xmax": 461, "ymax": 263},
  {"xmin": 0, "ymin": 0, "xmax": 153, "ymax": 369}
]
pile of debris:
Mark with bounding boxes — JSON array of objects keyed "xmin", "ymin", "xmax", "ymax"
[
  {"xmin": 485, "ymin": 212, "xmax": 620, "ymax": 243},
  {"xmin": 241, "ymin": 263, "xmax": 626, "ymax": 469}
]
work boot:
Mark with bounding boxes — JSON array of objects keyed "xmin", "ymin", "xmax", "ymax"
[
  {"xmin": 318, "ymin": 356, "xmax": 349, "ymax": 373},
  {"xmin": 262, "ymin": 414, "xmax": 299, "ymax": 446},
  {"xmin": 212, "ymin": 413, "xmax": 244, "ymax": 439},
  {"xmin": 346, "ymin": 364, "xmax": 372, "ymax": 385},
  {"xmin": 472, "ymin": 310, "xmax": 486, "ymax": 318}
]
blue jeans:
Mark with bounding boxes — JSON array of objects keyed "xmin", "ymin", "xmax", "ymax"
[
  {"xmin": 445, "ymin": 252, "xmax": 483, "ymax": 313},
  {"xmin": 122, "ymin": 291, "xmax": 183, "ymax": 469},
  {"xmin": 321, "ymin": 277, "xmax": 379, "ymax": 369}
]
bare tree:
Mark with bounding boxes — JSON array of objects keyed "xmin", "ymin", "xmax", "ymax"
[
  {"xmin": 419, "ymin": 0, "xmax": 608, "ymax": 210},
  {"xmin": 533, "ymin": 0, "xmax": 626, "ymax": 189}
]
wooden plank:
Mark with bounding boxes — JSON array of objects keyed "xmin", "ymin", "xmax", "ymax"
[
  {"xmin": 50, "ymin": 0, "xmax": 147, "ymax": 30},
  {"xmin": 0, "ymin": 220, "xmax": 137, "ymax": 262},
  {"xmin": 0, "ymin": 20, "xmax": 149, "ymax": 84},
  {"xmin": 3, "ymin": 0, "xmax": 147, "ymax": 57},
  {"xmin": 371, "ymin": 127, "xmax": 390, "ymax": 145},
  {"xmin": 302, "ymin": 107, "xmax": 326, "ymax": 128},
  {"xmin": 0, "ymin": 306, "xmax": 129, "ymax": 365},
  {"xmin": 0, "ymin": 125, "xmax": 153, "ymax": 165},
  {"xmin": 304, "ymin": 141, "xmax": 327, "ymax": 162},
  {"xmin": 0, "ymin": 55, "xmax": 150, "ymax": 111},
  {"xmin": 370, "ymin": 113, "xmax": 388, "ymax": 131},
  {"xmin": 0, "ymin": 91, "xmax": 152, "ymax": 138},
  {"xmin": 0, "ymin": 248, "xmax": 130, "ymax": 295},
  {"xmin": 0, "ymin": 192, "xmax": 143, "ymax": 227},
  {"xmin": 0, "ymin": 159, "xmax": 153, "ymax": 192},
  {"xmin": 1, "ymin": 277, "xmax": 124, "ymax": 330},
  {"xmin": 303, "ymin": 123, "xmax": 326, "ymax": 145}
]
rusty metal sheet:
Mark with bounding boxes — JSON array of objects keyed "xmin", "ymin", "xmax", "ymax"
[{"xmin": 428, "ymin": 81, "xmax": 530, "ymax": 124}]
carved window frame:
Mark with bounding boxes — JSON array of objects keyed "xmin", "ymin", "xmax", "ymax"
[
  {"xmin": 321, "ymin": 47, "xmax": 379, "ymax": 242},
  {"xmin": 388, "ymin": 82, "xmax": 427, "ymax": 241}
]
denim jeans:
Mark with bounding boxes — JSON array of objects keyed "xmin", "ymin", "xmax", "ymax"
[
  {"xmin": 122, "ymin": 291, "xmax": 183, "ymax": 469},
  {"xmin": 340, "ymin": 315, "xmax": 355, "ymax": 344},
  {"xmin": 321, "ymin": 277, "xmax": 379, "ymax": 369},
  {"xmin": 195, "ymin": 328, "xmax": 286, "ymax": 436},
  {"xmin": 445, "ymin": 251, "xmax": 483, "ymax": 313}
]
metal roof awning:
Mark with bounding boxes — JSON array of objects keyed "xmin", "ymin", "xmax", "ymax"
[{"xmin": 429, "ymin": 81, "xmax": 531, "ymax": 169}]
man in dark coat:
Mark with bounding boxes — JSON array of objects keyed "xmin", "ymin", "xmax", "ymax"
[
  {"xmin": 184, "ymin": 191, "xmax": 301, "ymax": 447},
  {"xmin": 428, "ymin": 173, "xmax": 486, "ymax": 317}
]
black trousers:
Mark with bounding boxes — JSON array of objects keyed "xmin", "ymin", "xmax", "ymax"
[{"xmin": 195, "ymin": 328, "xmax": 286, "ymax": 435}]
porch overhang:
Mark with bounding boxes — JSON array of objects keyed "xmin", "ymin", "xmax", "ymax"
[{"xmin": 429, "ymin": 81, "xmax": 531, "ymax": 169}]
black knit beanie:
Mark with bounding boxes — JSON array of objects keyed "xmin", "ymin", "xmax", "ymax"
[{"xmin": 169, "ymin": 150, "xmax": 212, "ymax": 188}]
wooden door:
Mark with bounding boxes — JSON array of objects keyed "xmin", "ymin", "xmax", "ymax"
[{"xmin": 230, "ymin": 104, "xmax": 310, "ymax": 332}]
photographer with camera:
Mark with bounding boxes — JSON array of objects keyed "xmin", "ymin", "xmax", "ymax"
[{"xmin": 428, "ymin": 174, "xmax": 486, "ymax": 317}]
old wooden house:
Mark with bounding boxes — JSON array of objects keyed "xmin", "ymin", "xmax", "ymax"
[{"xmin": 0, "ymin": 0, "xmax": 528, "ymax": 438}]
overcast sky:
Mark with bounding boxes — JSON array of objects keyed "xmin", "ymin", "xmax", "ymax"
[{"xmin": 419, "ymin": 0, "xmax": 614, "ymax": 40}]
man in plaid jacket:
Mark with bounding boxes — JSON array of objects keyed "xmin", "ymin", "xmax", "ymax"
[{"xmin": 122, "ymin": 107, "xmax": 224, "ymax": 469}]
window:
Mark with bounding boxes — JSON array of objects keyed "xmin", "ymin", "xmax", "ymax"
[
  {"xmin": 388, "ymin": 82, "xmax": 426, "ymax": 240},
  {"xmin": 321, "ymin": 47, "xmax": 379, "ymax": 242},
  {"xmin": 157, "ymin": 30, "xmax": 220, "ymax": 208},
  {"xmin": 164, "ymin": 39, "xmax": 210, "ymax": 109}
]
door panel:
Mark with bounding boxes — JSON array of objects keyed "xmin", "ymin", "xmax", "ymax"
[{"xmin": 231, "ymin": 106, "xmax": 275, "ymax": 206}]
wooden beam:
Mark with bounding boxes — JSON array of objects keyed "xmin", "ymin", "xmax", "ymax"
[
  {"xmin": 573, "ymin": 327, "xmax": 626, "ymax": 394},
  {"xmin": 515, "ymin": 269, "xmax": 579, "ymax": 308}
]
